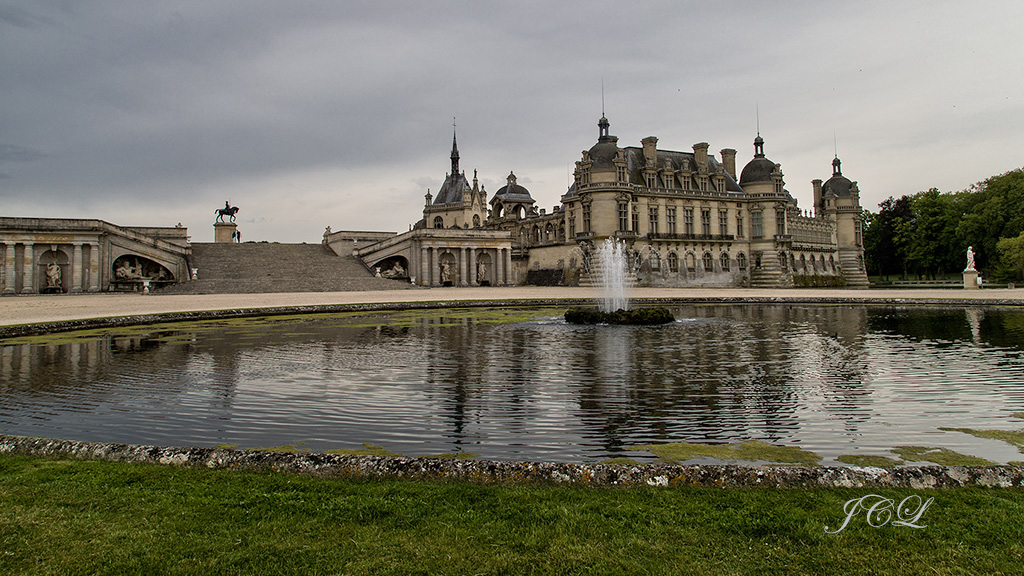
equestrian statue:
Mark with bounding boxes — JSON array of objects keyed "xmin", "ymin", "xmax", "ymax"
[{"xmin": 215, "ymin": 201, "xmax": 239, "ymax": 223}]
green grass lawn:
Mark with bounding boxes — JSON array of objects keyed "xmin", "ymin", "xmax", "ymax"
[{"xmin": 2, "ymin": 455, "xmax": 1022, "ymax": 575}]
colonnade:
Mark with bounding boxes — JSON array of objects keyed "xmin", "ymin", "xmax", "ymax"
[
  {"xmin": 1, "ymin": 241, "xmax": 102, "ymax": 294},
  {"xmin": 416, "ymin": 245, "xmax": 512, "ymax": 287}
]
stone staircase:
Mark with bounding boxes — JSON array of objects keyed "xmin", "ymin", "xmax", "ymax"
[
  {"xmin": 838, "ymin": 251, "xmax": 871, "ymax": 289},
  {"xmin": 157, "ymin": 243, "xmax": 418, "ymax": 294},
  {"xmin": 749, "ymin": 260, "xmax": 793, "ymax": 289}
]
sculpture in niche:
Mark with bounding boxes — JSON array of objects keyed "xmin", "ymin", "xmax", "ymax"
[
  {"xmin": 215, "ymin": 200, "xmax": 239, "ymax": 223},
  {"xmin": 440, "ymin": 261, "xmax": 452, "ymax": 283},
  {"xmin": 114, "ymin": 256, "xmax": 171, "ymax": 282},
  {"xmin": 381, "ymin": 262, "xmax": 406, "ymax": 279},
  {"xmin": 477, "ymin": 261, "xmax": 487, "ymax": 282},
  {"xmin": 46, "ymin": 262, "xmax": 62, "ymax": 288}
]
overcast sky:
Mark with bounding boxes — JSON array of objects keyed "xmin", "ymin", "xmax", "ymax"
[{"xmin": 3, "ymin": 1, "xmax": 1023, "ymax": 242}]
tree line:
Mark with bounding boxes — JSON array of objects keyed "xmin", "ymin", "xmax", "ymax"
[{"xmin": 862, "ymin": 168, "xmax": 1024, "ymax": 282}]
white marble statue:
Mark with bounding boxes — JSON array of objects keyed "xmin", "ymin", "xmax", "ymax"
[{"xmin": 966, "ymin": 246, "xmax": 976, "ymax": 271}]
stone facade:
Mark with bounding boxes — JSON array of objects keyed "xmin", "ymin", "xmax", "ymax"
[
  {"xmin": 0, "ymin": 218, "xmax": 190, "ymax": 294},
  {"xmin": 354, "ymin": 116, "xmax": 869, "ymax": 289}
]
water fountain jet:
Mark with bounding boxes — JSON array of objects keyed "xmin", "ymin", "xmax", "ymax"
[{"xmin": 565, "ymin": 238, "xmax": 674, "ymax": 325}]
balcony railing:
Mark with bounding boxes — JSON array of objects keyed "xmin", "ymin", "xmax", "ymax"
[{"xmin": 648, "ymin": 233, "xmax": 735, "ymax": 242}]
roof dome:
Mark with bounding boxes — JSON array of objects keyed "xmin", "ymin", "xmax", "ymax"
[
  {"xmin": 739, "ymin": 134, "xmax": 777, "ymax": 186},
  {"xmin": 493, "ymin": 171, "xmax": 534, "ymax": 203},
  {"xmin": 587, "ymin": 115, "xmax": 620, "ymax": 170},
  {"xmin": 822, "ymin": 156, "xmax": 853, "ymax": 197}
]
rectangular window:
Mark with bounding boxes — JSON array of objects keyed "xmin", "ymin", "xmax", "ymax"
[
  {"xmin": 776, "ymin": 210, "xmax": 786, "ymax": 236},
  {"xmin": 649, "ymin": 206, "xmax": 659, "ymax": 235},
  {"xmin": 646, "ymin": 174, "xmax": 656, "ymax": 188},
  {"xmin": 719, "ymin": 210, "xmax": 729, "ymax": 235},
  {"xmin": 582, "ymin": 205, "xmax": 591, "ymax": 233},
  {"xmin": 751, "ymin": 212, "xmax": 763, "ymax": 239},
  {"xmin": 618, "ymin": 203, "xmax": 629, "ymax": 232},
  {"xmin": 736, "ymin": 214, "xmax": 744, "ymax": 239},
  {"xmin": 632, "ymin": 211, "xmax": 639, "ymax": 233},
  {"xmin": 684, "ymin": 208, "xmax": 694, "ymax": 235},
  {"xmin": 617, "ymin": 165, "xmax": 627, "ymax": 183},
  {"xmin": 666, "ymin": 207, "xmax": 677, "ymax": 234},
  {"xmin": 701, "ymin": 209, "xmax": 712, "ymax": 236},
  {"xmin": 569, "ymin": 210, "xmax": 576, "ymax": 237}
]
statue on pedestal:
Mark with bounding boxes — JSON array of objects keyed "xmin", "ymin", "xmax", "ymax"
[
  {"xmin": 215, "ymin": 201, "xmax": 239, "ymax": 223},
  {"xmin": 965, "ymin": 246, "xmax": 976, "ymax": 271}
]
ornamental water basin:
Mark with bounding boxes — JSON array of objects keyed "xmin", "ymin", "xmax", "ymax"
[{"xmin": 2, "ymin": 304, "xmax": 1024, "ymax": 466}]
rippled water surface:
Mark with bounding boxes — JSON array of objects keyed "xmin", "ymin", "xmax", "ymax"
[{"xmin": 3, "ymin": 304, "xmax": 1024, "ymax": 464}]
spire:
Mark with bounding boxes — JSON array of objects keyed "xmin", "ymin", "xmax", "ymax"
[{"xmin": 450, "ymin": 117, "xmax": 460, "ymax": 176}]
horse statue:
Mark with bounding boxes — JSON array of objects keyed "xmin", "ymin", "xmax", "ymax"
[{"xmin": 215, "ymin": 201, "xmax": 239, "ymax": 223}]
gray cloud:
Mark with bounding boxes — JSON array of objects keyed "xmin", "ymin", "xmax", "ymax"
[{"xmin": 3, "ymin": 1, "xmax": 1023, "ymax": 241}]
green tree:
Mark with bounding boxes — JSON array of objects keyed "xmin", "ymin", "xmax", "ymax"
[
  {"xmin": 905, "ymin": 189, "xmax": 961, "ymax": 278},
  {"xmin": 995, "ymin": 232, "xmax": 1024, "ymax": 281},
  {"xmin": 956, "ymin": 169, "xmax": 1024, "ymax": 273},
  {"xmin": 862, "ymin": 195, "xmax": 913, "ymax": 279}
]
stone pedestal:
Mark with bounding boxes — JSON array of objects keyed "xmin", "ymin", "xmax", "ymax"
[
  {"xmin": 963, "ymin": 269, "xmax": 979, "ymax": 289},
  {"xmin": 214, "ymin": 222, "xmax": 237, "ymax": 244}
]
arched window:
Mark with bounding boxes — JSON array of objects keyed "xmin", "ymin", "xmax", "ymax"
[
  {"xmin": 532, "ymin": 225, "xmax": 541, "ymax": 243},
  {"xmin": 800, "ymin": 254, "xmax": 807, "ymax": 271},
  {"xmin": 820, "ymin": 255, "xmax": 827, "ymax": 272},
  {"xmin": 433, "ymin": 216, "xmax": 444, "ymax": 229},
  {"xmin": 545, "ymin": 223, "xmax": 554, "ymax": 241},
  {"xmin": 650, "ymin": 251, "xmax": 661, "ymax": 271},
  {"xmin": 737, "ymin": 253, "xmax": 747, "ymax": 269},
  {"xmin": 829, "ymin": 255, "xmax": 836, "ymax": 271},
  {"xmin": 779, "ymin": 252, "xmax": 788, "ymax": 272},
  {"xmin": 668, "ymin": 252, "xmax": 679, "ymax": 273},
  {"xmin": 720, "ymin": 252, "xmax": 730, "ymax": 272},
  {"xmin": 702, "ymin": 252, "xmax": 714, "ymax": 272},
  {"xmin": 686, "ymin": 252, "xmax": 696, "ymax": 271},
  {"xmin": 472, "ymin": 214, "xmax": 481, "ymax": 228}
]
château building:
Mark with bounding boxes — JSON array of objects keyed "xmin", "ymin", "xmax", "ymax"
[{"xmin": 349, "ymin": 116, "xmax": 869, "ymax": 288}]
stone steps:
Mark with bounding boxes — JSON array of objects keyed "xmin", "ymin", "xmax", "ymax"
[{"xmin": 157, "ymin": 243, "xmax": 418, "ymax": 294}]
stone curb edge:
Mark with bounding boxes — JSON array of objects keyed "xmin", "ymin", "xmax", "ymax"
[
  {"xmin": 2, "ymin": 296, "xmax": 1022, "ymax": 339},
  {"xmin": 3, "ymin": 435, "xmax": 1023, "ymax": 489}
]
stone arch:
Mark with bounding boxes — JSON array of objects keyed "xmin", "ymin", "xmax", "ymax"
[
  {"xmin": 38, "ymin": 248, "xmax": 70, "ymax": 293},
  {"xmin": 374, "ymin": 256, "xmax": 409, "ymax": 279},
  {"xmin": 719, "ymin": 252, "xmax": 730, "ymax": 272},
  {"xmin": 667, "ymin": 251, "xmax": 679, "ymax": 273},
  {"xmin": 476, "ymin": 251, "xmax": 493, "ymax": 285},
  {"xmin": 701, "ymin": 251, "xmax": 714, "ymax": 273},
  {"xmin": 438, "ymin": 251, "xmax": 457, "ymax": 286},
  {"xmin": 544, "ymin": 222, "xmax": 554, "ymax": 242},
  {"xmin": 532, "ymin": 225, "xmax": 541, "ymax": 244},
  {"xmin": 685, "ymin": 251, "xmax": 697, "ymax": 271},
  {"xmin": 112, "ymin": 253, "xmax": 175, "ymax": 290},
  {"xmin": 433, "ymin": 216, "xmax": 444, "ymax": 229}
]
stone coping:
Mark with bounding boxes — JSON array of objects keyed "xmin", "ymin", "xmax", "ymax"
[
  {"xmin": 2, "ymin": 293, "xmax": 1023, "ymax": 339},
  {"xmin": 2, "ymin": 435, "xmax": 1023, "ymax": 489}
]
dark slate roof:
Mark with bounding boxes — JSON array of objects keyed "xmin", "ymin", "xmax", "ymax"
[
  {"xmin": 621, "ymin": 147, "xmax": 744, "ymax": 193},
  {"xmin": 588, "ymin": 135, "xmax": 620, "ymax": 170},
  {"xmin": 433, "ymin": 172, "xmax": 471, "ymax": 205},
  {"xmin": 739, "ymin": 157, "xmax": 777, "ymax": 185},
  {"xmin": 822, "ymin": 157, "xmax": 854, "ymax": 197},
  {"xmin": 492, "ymin": 172, "xmax": 535, "ymax": 204}
]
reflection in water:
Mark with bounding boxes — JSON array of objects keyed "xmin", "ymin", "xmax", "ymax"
[{"xmin": 2, "ymin": 305, "xmax": 1024, "ymax": 464}]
